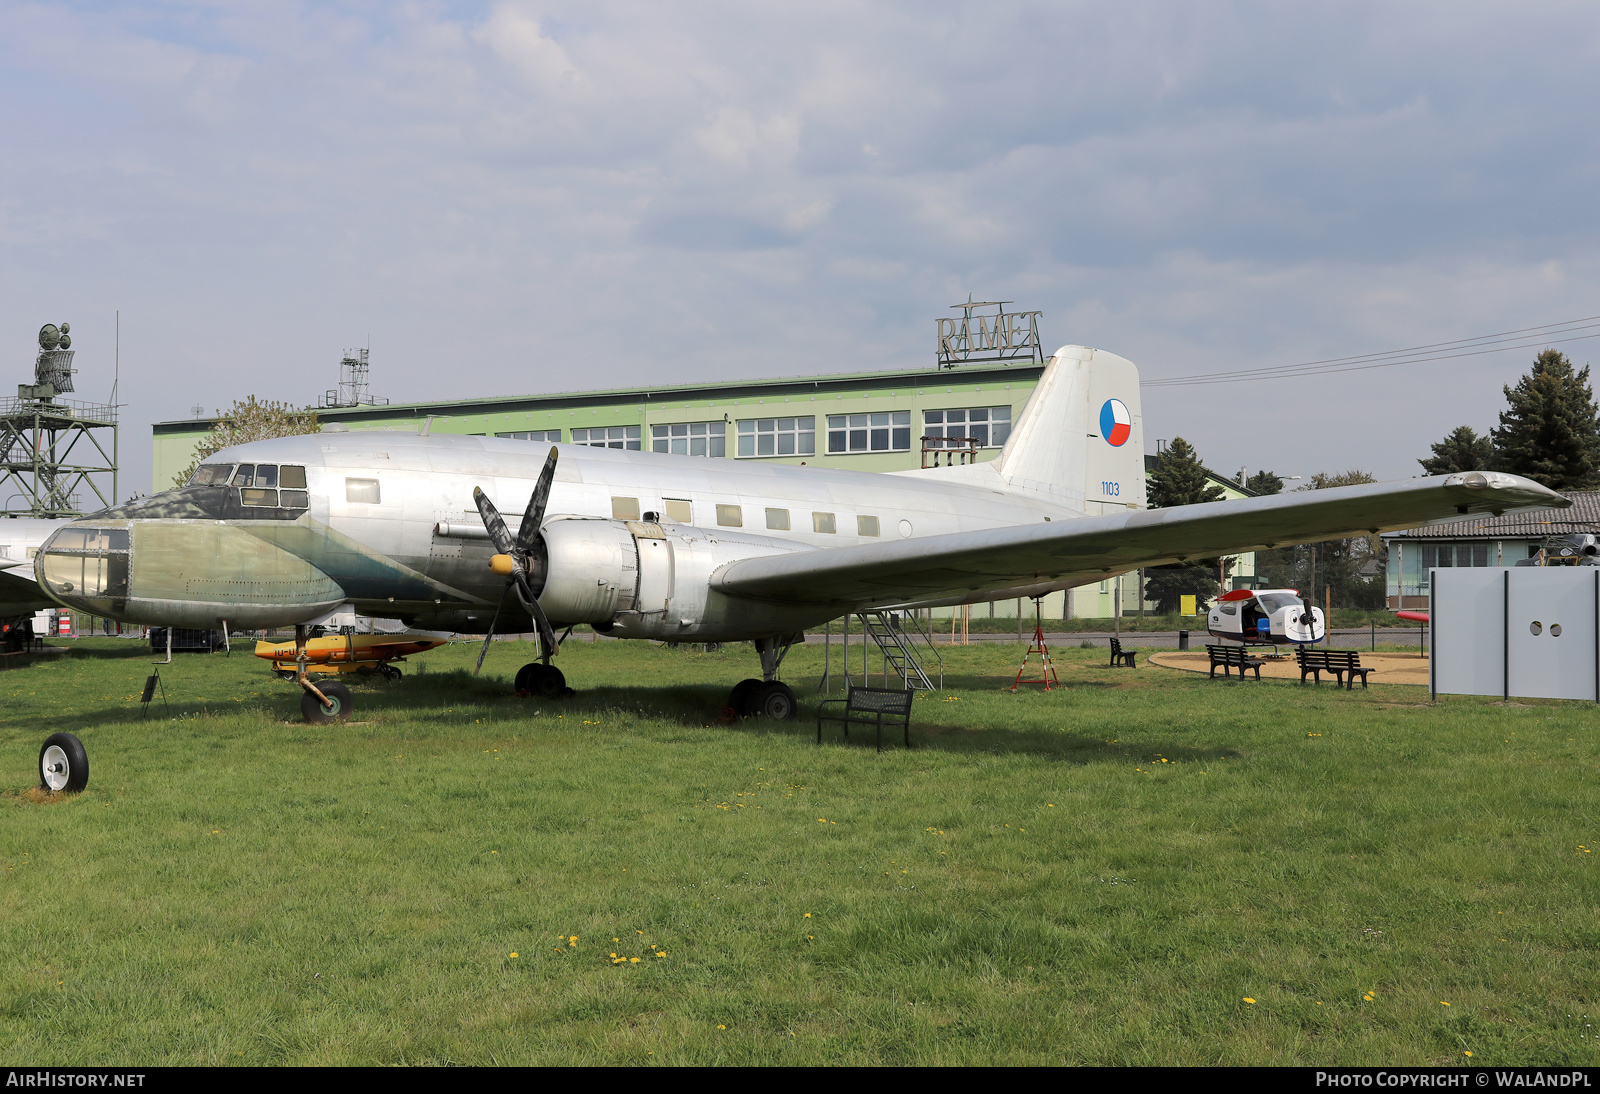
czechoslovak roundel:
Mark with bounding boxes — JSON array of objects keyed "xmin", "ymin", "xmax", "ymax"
[{"xmin": 1099, "ymin": 399, "xmax": 1131, "ymax": 447}]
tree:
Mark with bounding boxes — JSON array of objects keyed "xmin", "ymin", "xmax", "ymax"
[
  {"xmin": 1144, "ymin": 438, "xmax": 1227, "ymax": 611},
  {"xmin": 1418, "ymin": 425, "xmax": 1496, "ymax": 476},
  {"xmin": 1254, "ymin": 470, "xmax": 1386, "ymax": 609},
  {"xmin": 174, "ymin": 396, "xmax": 321, "ymax": 487},
  {"xmin": 1245, "ymin": 469, "xmax": 1284, "ymax": 495},
  {"xmin": 1490, "ymin": 349, "xmax": 1600, "ymax": 491},
  {"xmin": 1147, "ymin": 437, "xmax": 1225, "ymax": 508}
]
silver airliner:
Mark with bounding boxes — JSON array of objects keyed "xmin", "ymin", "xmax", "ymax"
[{"xmin": 33, "ymin": 346, "xmax": 1565, "ymax": 719}]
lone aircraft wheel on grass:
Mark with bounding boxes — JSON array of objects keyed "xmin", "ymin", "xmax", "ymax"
[{"xmin": 39, "ymin": 731, "xmax": 87, "ymax": 793}]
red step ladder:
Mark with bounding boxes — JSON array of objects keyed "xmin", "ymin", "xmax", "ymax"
[{"xmin": 1010, "ymin": 600, "xmax": 1060, "ymax": 691}]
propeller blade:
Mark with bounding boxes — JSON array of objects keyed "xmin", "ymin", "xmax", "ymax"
[
  {"xmin": 472, "ymin": 487, "xmax": 517, "ymax": 556},
  {"xmin": 511, "ymin": 571, "xmax": 561, "ymax": 664},
  {"xmin": 515, "ymin": 447, "xmax": 559, "ymax": 557},
  {"xmin": 474, "ymin": 584, "xmax": 511, "ymax": 676}
]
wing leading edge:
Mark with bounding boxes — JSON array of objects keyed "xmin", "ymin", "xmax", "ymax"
[{"xmin": 711, "ymin": 471, "xmax": 1567, "ymax": 611}]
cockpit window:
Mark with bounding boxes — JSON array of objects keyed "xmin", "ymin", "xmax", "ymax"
[
  {"xmin": 280, "ymin": 465, "xmax": 307, "ymax": 489},
  {"xmin": 189, "ymin": 464, "xmax": 234, "ymax": 486},
  {"xmin": 1255, "ymin": 593, "xmax": 1303, "ymax": 613},
  {"xmin": 255, "ymin": 464, "xmax": 279, "ymax": 488},
  {"xmin": 231, "ymin": 465, "xmax": 255, "ymax": 487}
]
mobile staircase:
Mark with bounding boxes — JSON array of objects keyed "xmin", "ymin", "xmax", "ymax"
[{"xmin": 862, "ymin": 611, "xmax": 943, "ymax": 691}]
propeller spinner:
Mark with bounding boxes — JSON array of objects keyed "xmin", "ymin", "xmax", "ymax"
[{"xmin": 472, "ymin": 446, "xmax": 561, "ymax": 671}]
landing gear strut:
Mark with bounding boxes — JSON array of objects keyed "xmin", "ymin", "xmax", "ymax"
[
  {"xmin": 724, "ymin": 634, "xmax": 800, "ymax": 720},
  {"xmin": 294, "ymin": 623, "xmax": 351, "ymax": 723}
]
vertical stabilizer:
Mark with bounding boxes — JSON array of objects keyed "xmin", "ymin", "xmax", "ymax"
[{"xmin": 990, "ymin": 345, "xmax": 1145, "ymax": 514}]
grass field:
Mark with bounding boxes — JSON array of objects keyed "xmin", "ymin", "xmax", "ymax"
[{"xmin": 2, "ymin": 635, "xmax": 1598, "ymax": 1066}]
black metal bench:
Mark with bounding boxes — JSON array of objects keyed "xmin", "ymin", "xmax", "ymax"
[
  {"xmin": 1108, "ymin": 638, "xmax": 1137, "ymax": 667},
  {"xmin": 1296, "ymin": 647, "xmax": 1376, "ymax": 689},
  {"xmin": 1206, "ymin": 643, "xmax": 1264, "ymax": 679},
  {"xmin": 817, "ymin": 686, "xmax": 914, "ymax": 751}
]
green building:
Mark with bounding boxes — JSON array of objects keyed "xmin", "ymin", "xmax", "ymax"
[{"xmin": 152, "ymin": 359, "xmax": 1253, "ymax": 621}]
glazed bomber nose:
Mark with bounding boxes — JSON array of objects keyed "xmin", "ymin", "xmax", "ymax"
[{"xmin": 37, "ymin": 524, "xmax": 131, "ymax": 614}]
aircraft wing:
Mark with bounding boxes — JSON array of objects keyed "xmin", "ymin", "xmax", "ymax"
[{"xmin": 712, "ymin": 471, "xmax": 1566, "ymax": 610}]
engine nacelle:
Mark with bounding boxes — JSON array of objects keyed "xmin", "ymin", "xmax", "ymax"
[{"xmin": 534, "ymin": 517, "xmax": 638, "ymax": 623}]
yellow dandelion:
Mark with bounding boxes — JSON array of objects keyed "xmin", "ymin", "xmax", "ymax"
[
  {"xmin": 1464, "ymin": 1051, "xmax": 1473, "ymax": 1057},
  {"xmin": 804, "ymin": 913, "xmax": 811, "ymax": 918},
  {"xmin": 1243, "ymin": 997, "xmax": 1255, "ymax": 1004},
  {"xmin": 509, "ymin": 952, "xmax": 518, "ymax": 958},
  {"xmin": 1440, "ymin": 1001, "xmax": 1450, "ymax": 1006},
  {"xmin": 717, "ymin": 1025, "xmax": 726, "ymax": 1030},
  {"xmin": 630, "ymin": 957, "xmax": 640, "ymax": 963}
]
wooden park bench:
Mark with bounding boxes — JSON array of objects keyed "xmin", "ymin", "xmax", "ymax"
[
  {"xmin": 1108, "ymin": 637, "xmax": 1138, "ymax": 668},
  {"xmin": 817, "ymin": 685, "xmax": 914, "ymax": 751},
  {"xmin": 1206, "ymin": 643, "xmax": 1265, "ymax": 680},
  {"xmin": 1296, "ymin": 647, "xmax": 1376, "ymax": 689}
]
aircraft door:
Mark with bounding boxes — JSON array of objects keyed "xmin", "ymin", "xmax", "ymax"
[{"xmin": 629, "ymin": 522, "xmax": 674, "ymax": 617}]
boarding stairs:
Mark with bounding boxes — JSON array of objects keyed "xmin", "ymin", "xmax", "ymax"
[{"xmin": 862, "ymin": 611, "xmax": 942, "ymax": 691}]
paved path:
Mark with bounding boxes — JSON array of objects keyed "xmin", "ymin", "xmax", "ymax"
[{"xmin": 1148, "ymin": 649, "xmax": 1431, "ymax": 686}]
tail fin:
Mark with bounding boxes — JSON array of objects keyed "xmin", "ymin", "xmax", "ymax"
[
  {"xmin": 996, "ymin": 345, "xmax": 1145, "ymax": 513},
  {"xmin": 897, "ymin": 345, "xmax": 1146, "ymax": 514}
]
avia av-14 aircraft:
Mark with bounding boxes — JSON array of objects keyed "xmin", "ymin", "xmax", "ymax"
[{"xmin": 35, "ymin": 346, "xmax": 1566, "ymax": 721}]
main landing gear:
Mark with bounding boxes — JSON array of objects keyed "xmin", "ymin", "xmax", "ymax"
[
  {"xmin": 515, "ymin": 662, "xmax": 568, "ymax": 698},
  {"xmin": 722, "ymin": 634, "xmax": 800, "ymax": 721}
]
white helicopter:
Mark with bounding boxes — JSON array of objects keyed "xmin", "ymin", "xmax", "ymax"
[
  {"xmin": 34, "ymin": 345, "xmax": 1563, "ymax": 722},
  {"xmin": 1207, "ymin": 588, "xmax": 1325, "ymax": 645}
]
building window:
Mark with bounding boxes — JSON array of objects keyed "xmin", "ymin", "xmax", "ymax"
[
  {"xmin": 1422, "ymin": 543, "xmax": 1490, "ymax": 568},
  {"xmin": 572, "ymin": 425, "xmax": 641, "ymax": 450},
  {"xmin": 663, "ymin": 499, "xmax": 692, "ymax": 523},
  {"xmin": 924, "ymin": 406, "xmax": 1012, "ymax": 449},
  {"xmin": 766, "ymin": 508, "xmax": 790, "ymax": 531},
  {"xmin": 651, "ymin": 421, "xmax": 726, "ymax": 457},
  {"xmin": 813, "ymin": 512, "xmax": 836, "ymax": 534},
  {"xmin": 612, "ymin": 496, "xmax": 640, "ymax": 520},
  {"xmin": 498, "ymin": 429, "xmax": 562, "ymax": 442},
  {"xmin": 857, "ymin": 515, "xmax": 880, "ymax": 537},
  {"xmin": 346, "ymin": 478, "xmax": 380, "ymax": 504},
  {"xmin": 716, "ymin": 504, "xmax": 743, "ymax": 527},
  {"xmin": 827, "ymin": 411, "xmax": 911, "ymax": 454},
  {"xmin": 736, "ymin": 416, "xmax": 815, "ymax": 457}
]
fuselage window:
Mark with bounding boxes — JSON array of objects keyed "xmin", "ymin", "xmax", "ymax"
[
  {"xmin": 857, "ymin": 515, "xmax": 880, "ymax": 537},
  {"xmin": 189, "ymin": 464, "xmax": 234, "ymax": 486},
  {"xmin": 663, "ymin": 499, "xmax": 692, "ymax": 523},
  {"xmin": 766, "ymin": 508, "xmax": 790, "ymax": 531},
  {"xmin": 346, "ymin": 478, "xmax": 381, "ymax": 504},
  {"xmin": 612, "ymin": 496, "xmax": 640, "ymax": 520},
  {"xmin": 813, "ymin": 512, "xmax": 836, "ymax": 534},
  {"xmin": 716, "ymin": 504, "xmax": 743, "ymax": 527}
]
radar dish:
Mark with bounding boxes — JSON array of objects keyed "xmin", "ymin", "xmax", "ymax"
[{"xmin": 38, "ymin": 324, "xmax": 60, "ymax": 351}]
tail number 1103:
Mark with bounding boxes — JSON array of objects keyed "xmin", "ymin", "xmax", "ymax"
[{"xmin": 1100, "ymin": 481, "xmax": 1120, "ymax": 497}]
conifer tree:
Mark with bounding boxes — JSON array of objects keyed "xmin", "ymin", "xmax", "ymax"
[
  {"xmin": 1490, "ymin": 350, "xmax": 1600, "ymax": 491},
  {"xmin": 1144, "ymin": 437, "xmax": 1226, "ymax": 612},
  {"xmin": 1418, "ymin": 425, "xmax": 1496, "ymax": 476},
  {"xmin": 1245, "ymin": 469, "xmax": 1283, "ymax": 495},
  {"xmin": 1147, "ymin": 437, "xmax": 1225, "ymax": 508}
]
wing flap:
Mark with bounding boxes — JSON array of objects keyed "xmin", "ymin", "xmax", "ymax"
[{"xmin": 712, "ymin": 472, "xmax": 1566, "ymax": 609}]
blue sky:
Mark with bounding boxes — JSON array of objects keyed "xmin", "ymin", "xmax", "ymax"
[{"xmin": 3, "ymin": 1, "xmax": 1599, "ymax": 493}]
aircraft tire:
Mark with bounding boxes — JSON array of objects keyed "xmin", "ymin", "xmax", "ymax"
[
  {"xmin": 39, "ymin": 732, "xmax": 87, "ymax": 793},
  {"xmin": 727, "ymin": 678, "xmax": 763, "ymax": 715},
  {"xmin": 751, "ymin": 682, "xmax": 796, "ymax": 721},
  {"xmin": 381, "ymin": 665, "xmax": 403, "ymax": 681},
  {"xmin": 517, "ymin": 663, "xmax": 566, "ymax": 699},
  {"xmin": 301, "ymin": 681, "xmax": 353, "ymax": 723}
]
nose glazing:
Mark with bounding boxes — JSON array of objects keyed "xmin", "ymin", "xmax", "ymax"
[{"xmin": 36, "ymin": 523, "xmax": 131, "ymax": 614}]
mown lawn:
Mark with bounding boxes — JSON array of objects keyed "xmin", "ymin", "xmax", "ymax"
[{"xmin": 1, "ymin": 635, "xmax": 1597, "ymax": 1065}]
